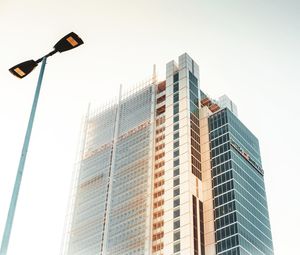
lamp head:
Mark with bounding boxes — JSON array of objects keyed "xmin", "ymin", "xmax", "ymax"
[
  {"xmin": 9, "ymin": 32, "xmax": 83, "ymax": 79},
  {"xmin": 54, "ymin": 32, "xmax": 84, "ymax": 53},
  {"xmin": 9, "ymin": 60, "xmax": 38, "ymax": 79}
]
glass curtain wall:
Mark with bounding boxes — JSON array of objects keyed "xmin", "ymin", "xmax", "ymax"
[{"xmin": 209, "ymin": 108, "xmax": 273, "ymax": 255}]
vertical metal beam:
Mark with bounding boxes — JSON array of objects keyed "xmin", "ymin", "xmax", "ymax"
[
  {"xmin": 147, "ymin": 81, "xmax": 157, "ymax": 254},
  {"xmin": 102, "ymin": 84, "xmax": 122, "ymax": 255},
  {"xmin": 0, "ymin": 57, "xmax": 47, "ymax": 255}
]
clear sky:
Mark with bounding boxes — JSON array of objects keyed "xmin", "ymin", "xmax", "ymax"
[{"xmin": 0, "ymin": 0, "xmax": 299, "ymax": 254}]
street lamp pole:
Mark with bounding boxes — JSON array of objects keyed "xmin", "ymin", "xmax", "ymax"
[
  {"xmin": 0, "ymin": 57, "xmax": 47, "ymax": 255},
  {"xmin": 1, "ymin": 32, "xmax": 83, "ymax": 255}
]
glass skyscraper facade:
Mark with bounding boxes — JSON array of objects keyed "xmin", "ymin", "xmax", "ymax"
[
  {"xmin": 209, "ymin": 109, "xmax": 273, "ymax": 254},
  {"xmin": 64, "ymin": 86, "xmax": 154, "ymax": 255},
  {"xmin": 63, "ymin": 53, "xmax": 273, "ymax": 255}
]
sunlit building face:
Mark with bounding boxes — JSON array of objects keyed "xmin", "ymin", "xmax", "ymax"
[{"xmin": 62, "ymin": 54, "xmax": 273, "ymax": 255}]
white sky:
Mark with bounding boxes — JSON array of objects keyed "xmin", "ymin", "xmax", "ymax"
[{"xmin": 0, "ymin": 0, "xmax": 299, "ymax": 254}]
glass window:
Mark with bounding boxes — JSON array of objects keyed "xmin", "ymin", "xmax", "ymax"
[
  {"xmin": 174, "ymin": 219, "xmax": 180, "ymax": 229},
  {"xmin": 189, "ymin": 71, "xmax": 198, "ymax": 84},
  {"xmin": 173, "ymin": 115, "xmax": 179, "ymax": 123},
  {"xmin": 174, "ymin": 209, "xmax": 180, "ymax": 218},
  {"xmin": 174, "ymin": 158, "xmax": 180, "ymax": 167},
  {"xmin": 174, "ymin": 178, "xmax": 180, "ymax": 187},
  {"xmin": 174, "ymin": 123, "xmax": 179, "ymax": 131},
  {"xmin": 190, "ymin": 91, "xmax": 199, "ymax": 107},
  {"xmin": 174, "ymin": 140, "xmax": 179, "ymax": 148},
  {"xmin": 174, "ymin": 93, "xmax": 179, "ymax": 103},
  {"xmin": 157, "ymin": 94, "xmax": 166, "ymax": 104},
  {"xmin": 173, "ymin": 132, "xmax": 179, "ymax": 140},
  {"xmin": 174, "ymin": 198, "xmax": 180, "ymax": 207},
  {"xmin": 174, "ymin": 82, "xmax": 179, "ymax": 93},
  {"xmin": 174, "ymin": 242, "xmax": 180, "ymax": 253},
  {"xmin": 174, "ymin": 231, "xmax": 180, "ymax": 241},
  {"xmin": 189, "ymin": 82, "xmax": 198, "ymax": 96},
  {"xmin": 173, "ymin": 168, "xmax": 179, "ymax": 177},
  {"xmin": 190, "ymin": 101, "xmax": 198, "ymax": 115},
  {"xmin": 173, "ymin": 103, "xmax": 179, "ymax": 114},
  {"xmin": 173, "ymin": 149, "xmax": 179, "ymax": 158},
  {"xmin": 174, "ymin": 73, "xmax": 179, "ymax": 83},
  {"xmin": 173, "ymin": 187, "xmax": 180, "ymax": 197}
]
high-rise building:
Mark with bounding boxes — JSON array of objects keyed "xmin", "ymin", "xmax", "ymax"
[{"xmin": 62, "ymin": 54, "xmax": 273, "ymax": 255}]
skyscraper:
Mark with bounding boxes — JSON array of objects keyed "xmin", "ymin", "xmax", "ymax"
[{"xmin": 62, "ymin": 53, "xmax": 273, "ymax": 255}]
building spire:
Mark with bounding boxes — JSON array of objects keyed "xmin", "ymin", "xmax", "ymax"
[{"xmin": 152, "ymin": 64, "xmax": 157, "ymax": 83}]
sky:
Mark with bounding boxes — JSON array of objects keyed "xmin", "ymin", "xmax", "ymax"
[{"xmin": 0, "ymin": 0, "xmax": 299, "ymax": 254}]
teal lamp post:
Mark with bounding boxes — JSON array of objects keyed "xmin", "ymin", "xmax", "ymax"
[{"xmin": 0, "ymin": 32, "xmax": 84, "ymax": 255}]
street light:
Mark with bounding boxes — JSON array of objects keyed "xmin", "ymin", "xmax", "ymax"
[
  {"xmin": 9, "ymin": 32, "xmax": 83, "ymax": 78},
  {"xmin": 1, "ymin": 32, "xmax": 84, "ymax": 255}
]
